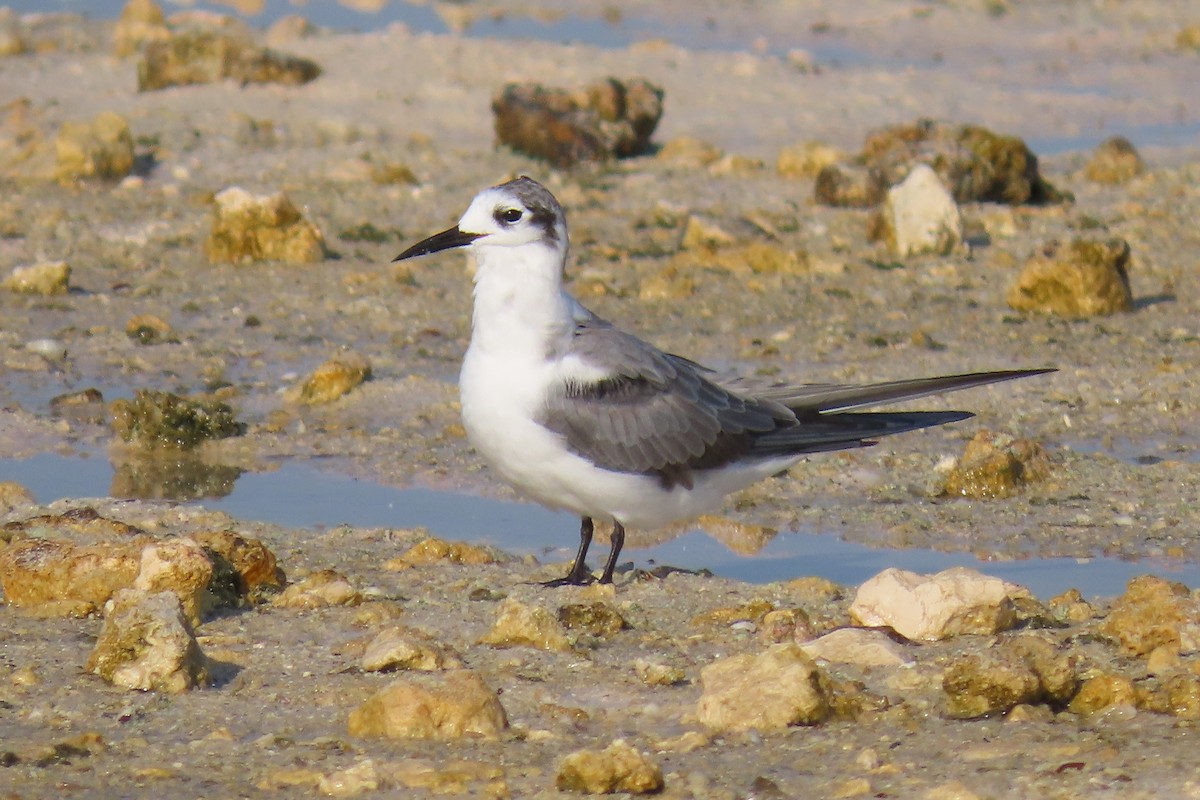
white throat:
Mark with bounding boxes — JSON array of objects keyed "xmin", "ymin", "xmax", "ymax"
[{"xmin": 469, "ymin": 241, "xmax": 574, "ymax": 359}]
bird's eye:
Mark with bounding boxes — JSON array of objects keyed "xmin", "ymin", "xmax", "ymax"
[{"xmin": 498, "ymin": 208, "xmax": 523, "ymax": 224}]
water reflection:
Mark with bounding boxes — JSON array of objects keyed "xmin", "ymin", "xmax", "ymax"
[
  {"xmin": 110, "ymin": 455, "xmax": 244, "ymax": 501},
  {"xmin": 0, "ymin": 452, "xmax": 1197, "ymax": 597}
]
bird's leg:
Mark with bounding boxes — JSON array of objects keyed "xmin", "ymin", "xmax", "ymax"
[
  {"xmin": 599, "ymin": 521, "xmax": 626, "ymax": 584},
  {"xmin": 542, "ymin": 516, "xmax": 597, "ymax": 587}
]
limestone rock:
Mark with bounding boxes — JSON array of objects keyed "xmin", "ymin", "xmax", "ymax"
[
  {"xmin": 113, "ymin": 0, "xmax": 171, "ymax": 57},
  {"xmin": 205, "ymin": 186, "xmax": 326, "ymax": 265},
  {"xmin": 657, "ymin": 135, "xmax": 723, "ymax": 168},
  {"xmin": 0, "ymin": 481, "xmax": 35, "ymax": 514},
  {"xmin": 697, "ymin": 643, "xmax": 830, "ymax": 733},
  {"xmin": 362, "ymin": 626, "xmax": 464, "ymax": 672},
  {"xmin": 54, "ymin": 112, "xmax": 135, "ymax": 183},
  {"xmin": 1084, "ymin": 136, "xmax": 1144, "ymax": 184},
  {"xmin": 0, "ymin": 8, "xmax": 28, "ymax": 57},
  {"xmin": 941, "ymin": 430, "xmax": 1052, "ymax": 499},
  {"xmin": 1007, "ymin": 237, "xmax": 1134, "ymax": 318},
  {"xmin": 875, "ymin": 164, "xmax": 964, "ymax": 257},
  {"xmin": 347, "ymin": 670, "xmax": 507, "ymax": 740},
  {"xmin": 133, "ymin": 538, "xmax": 214, "ymax": 626},
  {"xmin": 137, "ymin": 30, "xmax": 321, "ymax": 91},
  {"xmin": 632, "ymin": 659, "xmax": 686, "ymax": 687},
  {"xmin": 800, "ymin": 627, "xmax": 913, "ymax": 667},
  {"xmin": 777, "ymin": 140, "xmax": 844, "ymax": 179},
  {"xmin": 273, "ymin": 569, "xmax": 361, "ymax": 609},
  {"xmin": 1100, "ymin": 575, "xmax": 1200, "ymax": 656},
  {"xmin": 555, "ymin": 740, "xmax": 664, "ymax": 795},
  {"xmin": 492, "ymin": 78, "xmax": 663, "ymax": 167},
  {"xmin": 3, "ymin": 261, "xmax": 70, "ymax": 295},
  {"xmin": 110, "ymin": 389, "xmax": 244, "ymax": 450},
  {"xmin": 385, "ymin": 536, "xmax": 502, "ymax": 569},
  {"xmin": 286, "ymin": 352, "xmax": 371, "ymax": 405},
  {"xmin": 480, "ymin": 598, "xmax": 572, "ymax": 652},
  {"xmin": 849, "ymin": 567, "xmax": 1033, "ymax": 641},
  {"xmin": 86, "ymin": 590, "xmax": 209, "ymax": 693}
]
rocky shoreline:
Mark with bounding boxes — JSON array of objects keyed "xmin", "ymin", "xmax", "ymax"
[{"xmin": 2, "ymin": 2, "xmax": 1200, "ymax": 797}]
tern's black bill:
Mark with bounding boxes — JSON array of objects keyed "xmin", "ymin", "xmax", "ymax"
[{"xmin": 392, "ymin": 226, "xmax": 482, "ymax": 262}]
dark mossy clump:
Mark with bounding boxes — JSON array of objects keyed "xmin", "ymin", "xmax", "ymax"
[
  {"xmin": 816, "ymin": 118, "xmax": 1069, "ymax": 208},
  {"xmin": 137, "ymin": 30, "xmax": 321, "ymax": 92},
  {"xmin": 110, "ymin": 390, "xmax": 245, "ymax": 450}
]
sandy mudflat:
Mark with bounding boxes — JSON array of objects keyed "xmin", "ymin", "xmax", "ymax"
[{"xmin": 2, "ymin": 1, "xmax": 1200, "ymax": 797}]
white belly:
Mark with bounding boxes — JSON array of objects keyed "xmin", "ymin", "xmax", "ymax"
[{"xmin": 459, "ymin": 345, "xmax": 800, "ymax": 529}]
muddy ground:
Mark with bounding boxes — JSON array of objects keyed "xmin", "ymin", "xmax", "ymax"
[{"xmin": 2, "ymin": 1, "xmax": 1200, "ymax": 798}]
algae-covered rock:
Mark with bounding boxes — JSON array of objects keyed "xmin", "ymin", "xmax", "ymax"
[
  {"xmin": 1084, "ymin": 136, "xmax": 1144, "ymax": 184},
  {"xmin": 3, "ymin": 260, "xmax": 70, "ymax": 295},
  {"xmin": 941, "ymin": 430, "xmax": 1051, "ymax": 499},
  {"xmin": 110, "ymin": 389, "xmax": 244, "ymax": 450},
  {"xmin": 1100, "ymin": 575, "xmax": 1200, "ymax": 657},
  {"xmin": 54, "ymin": 111, "xmax": 135, "ymax": 183},
  {"xmin": 113, "ymin": 0, "xmax": 171, "ymax": 58},
  {"xmin": 1007, "ymin": 237, "xmax": 1133, "ymax": 318},
  {"xmin": 817, "ymin": 118, "xmax": 1066, "ymax": 207},
  {"xmin": 557, "ymin": 601, "xmax": 629, "ymax": 638},
  {"xmin": 556, "ymin": 740, "xmax": 664, "ymax": 795},
  {"xmin": 137, "ymin": 29, "xmax": 321, "ymax": 91},
  {"xmin": 206, "ymin": 186, "xmax": 326, "ymax": 264},
  {"xmin": 493, "ymin": 77, "xmax": 663, "ymax": 167}
]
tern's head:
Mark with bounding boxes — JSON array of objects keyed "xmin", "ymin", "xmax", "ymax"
[{"xmin": 393, "ymin": 177, "xmax": 567, "ymax": 264}]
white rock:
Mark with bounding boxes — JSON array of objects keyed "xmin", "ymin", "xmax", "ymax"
[
  {"xmin": 849, "ymin": 567, "xmax": 1032, "ymax": 641},
  {"xmin": 800, "ymin": 627, "xmax": 914, "ymax": 667},
  {"xmin": 883, "ymin": 164, "xmax": 963, "ymax": 257}
]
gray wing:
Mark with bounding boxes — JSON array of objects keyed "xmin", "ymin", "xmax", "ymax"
[
  {"xmin": 539, "ymin": 317, "xmax": 1053, "ymax": 489},
  {"xmin": 540, "ymin": 318, "xmax": 795, "ymax": 489}
]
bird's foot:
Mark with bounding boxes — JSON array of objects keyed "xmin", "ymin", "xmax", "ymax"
[{"xmin": 539, "ymin": 565, "xmax": 597, "ymax": 587}]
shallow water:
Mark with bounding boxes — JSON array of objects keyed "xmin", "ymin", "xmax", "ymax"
[{"xmin": 2, "ymin": 452, "xmax": 1196, "ymax": 597}]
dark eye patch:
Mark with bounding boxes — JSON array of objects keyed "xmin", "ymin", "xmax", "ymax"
[{"xmin": 496, "ymin": 207, "xmax": 523, "ymax": 224}]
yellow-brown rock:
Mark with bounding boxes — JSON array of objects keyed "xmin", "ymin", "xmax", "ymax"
[
  {"xmin": 480, "ymin": 597, "xmax": 572, "ymax": 652},
  {"xmin": 1007, "ymin": 237, "xmax": 1134, "ymax": 318},
  {"xmin": 941, "ymin": 431, "xmax": 1051, "ymax": 499},
  {"xmin": 192, "ymin": 529, "xmax": 284, "ymax": 604},
  {"xmin": 697, "ymin": 643, "xmax": 830, "ymax": 732},
  {"xmin": 657, "ymin": 135, "xmax": 723, "ymax": 168},
  {"xmin": 777, "ymin": 140, "xmax": 844, "ymax": 179},
  {"xmin": 205, "ymin": 186, "xmax": 326, "ymax": 265},
  {"xmin": 361, "ymin": 626, "xmax": 465, "ymax": 672},
  {"xmin": 113, "ymin": 0, "xmax": 171, "ymax": 58},
  {"xmin": 1068, "ymin": 673, "xmax": 1138, "ymax": 715},
  {"xmin": 0, "ymin": 481, "xmax": 35, "ymax": 514},
  {"xmin": 347, "ymin": 670, "xmax": 508, "ymax": 740},
  {"xmin": 556, "ymin": 601, "xmax": 629, "ymax": 638},
  {"xmin": 273, "ymin": 569, "xmax": 361, "ymax": 609},
  {"xmin": 1100, "ymin": 575, "xmax": 1200, "ymax": 656},
  {"xmin": 54, "ymin": 112, "xmax": 135, "ymax": 183},
  {"xmin": 125, "ymin": 314, "xmax": 173, "ymax": 345},
  {"xmin": 86, "ymin": 589, "xmax": 209, "ymax": 693},
  {"xmin": 385, "ymin": 536, "xmax": 501, "ymax": 569},
  {"xmin": 3, "ymin": 261, "xmax": 70, "ymax": 295},
  {"xmin": 287, "ymin": 351, "xmax": 371, "ymax": 405},
  {"xmin": 555, "ymin": 740, "xmax": 664, "ymax": 795},
  {"xmin": 943, "ymin": 650, "xmax": 1042, "ymax": 718},
  {"xmin": 0, "ymin": 8, "xmax": 29, "ymax": 57},
  {"xmin": 1084, "ymin": 136, "xmax": 1144, "ymax": 184}
]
